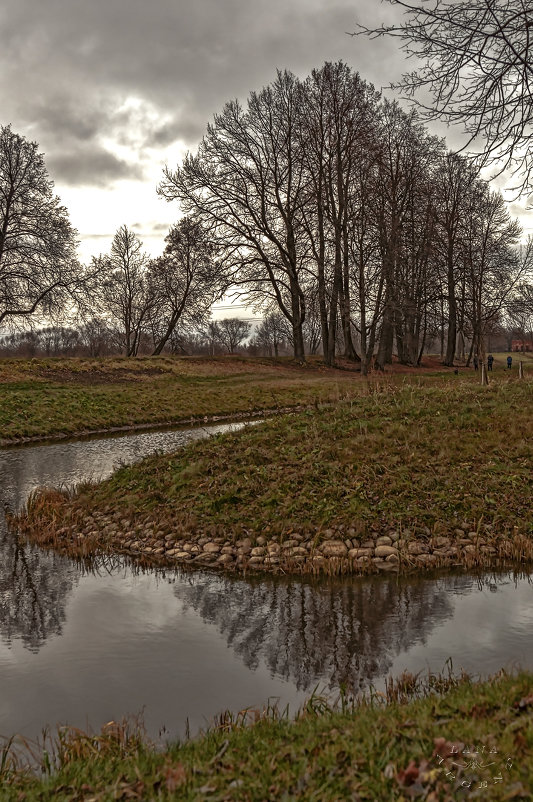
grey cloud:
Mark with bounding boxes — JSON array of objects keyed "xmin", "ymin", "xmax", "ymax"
[
  {"xmin": 47, "ymin": 145, "xmax": 144, "ymax": 187},
  {"xmin": 149, "ymin": 222, "xmax": 172, "ymax": 233},
  {"xmin": 0, "ymin": 0, "xmax": 405, "ymax": 187}
]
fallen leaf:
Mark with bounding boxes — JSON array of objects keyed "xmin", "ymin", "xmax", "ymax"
[{"xmin": 396, "ymin": 760, "xmax": 419, "ymax": 787}]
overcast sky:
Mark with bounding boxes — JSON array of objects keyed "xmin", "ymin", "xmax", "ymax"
[{"xmin": 2, "ymin": 0, "xmax": 530, "ymax": 266}]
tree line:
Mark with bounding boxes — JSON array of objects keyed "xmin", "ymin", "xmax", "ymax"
[{"xmin": 1, "ymin": 60, "xmax": 532, "ymax": 366}]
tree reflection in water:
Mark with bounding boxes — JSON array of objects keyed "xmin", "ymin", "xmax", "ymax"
[
  {"xmin": 173, "ymin": 571, "xmax": 481, "ymax": 692},
  {"xmin": 0, "ymin": 522, "xmax": 79, "ymax": 652}
]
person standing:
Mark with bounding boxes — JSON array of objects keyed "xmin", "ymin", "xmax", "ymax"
[
  {"xmin": 507, "ymin": 355, "xmax": 513, "ymax": 369},
  {"xmin": 473, "ymin": 355, "xmax": 479, "ymax": 370},
  {"xmin": 487, "ymin": 354, "xmax": 494, "ymax": 371}
]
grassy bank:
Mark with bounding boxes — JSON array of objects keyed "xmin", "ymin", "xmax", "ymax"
[
  {"xmin": 2, "ymin": 670, "xmax": 532, "ymax": 800},
  {"xmin": 0, "ymin": 354, "xmax": 524, "ymax": 444},
  {"xmin": 12, "ymin": 378, "xmax": 533, "ymax": 576},
  {"xmin": 0, "ymin": 355, "xmax": 373, "ymax": 442}
]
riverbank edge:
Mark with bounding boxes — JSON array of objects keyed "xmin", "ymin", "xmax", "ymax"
[
  {"xmin": 3, "ymin": 670, "xmax": 532, "ymax": 800},
  {"xmin": 0, "ymin": 406, "xmax": 298, "ymax": 447},
  {"xmin": 11, "ymin": 494, "xmax": 533, "ymax": 579}
]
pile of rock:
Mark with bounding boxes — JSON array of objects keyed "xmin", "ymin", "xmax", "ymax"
[{"xmin": 53, "ymin": 512, "xmax": 525, "ymax": 576}]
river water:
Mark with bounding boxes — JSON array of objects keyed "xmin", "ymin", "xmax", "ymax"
[{"xmin": 0, "ymin": 422, "xmax": 531, "ymax": 745}]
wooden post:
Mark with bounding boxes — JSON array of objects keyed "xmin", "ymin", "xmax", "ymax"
[
  {"xmin": 519, "ymin": 361, "xmax": 524, "ymax": 379},
  {"xmin": 481, "ymin": 363, "xmax": 488, "ymax": 385}
]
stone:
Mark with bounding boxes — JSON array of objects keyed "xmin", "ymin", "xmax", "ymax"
[
  {"xmin": 247, "ymin": 556, "xmax": 264, "ymax": 565},
  {"xmin": 386, "ymin": 553, "xmax": 399, "ymax": 563},
  {"xmin": 236, "ymin": 537, "xmax": 252, "ymax": 548},
  {"xmin": 432, "ymin": 536, "xmax": 451, "ymax": 548},
  {"xmin": 203, "ymin": 543, "xmax": 221, "ymax": 553},
  {"xmin": 350, "ymin": 548, "xmax": 373, "ymax": 559},
  {"xmin": 267, "ymin": 543, "xmax": 281, "ymax": 555},
  {"xmin": 282, "ymin": 539, "xmax": 299, "ymax": 549},
  {"xmin": 464, "ymin": 544, "xmax": 477, "ymax": 554},
  {"xmin": 376, "ymin": 536, "xmax": 392, "ymax": 547},
  {"xmin": 416, "ymin": 554, "xmax": 437, "ymax": 564},
  {"xmin": 218, "ymin": 553, "xmax": 234, "ymax": 564},
  {"xmin": 176, "ymin": 551, "xmax": 191, "ymax": 559},
  {"xmin": 360, "ymin": 540, "xmax": 375, "ymax": 549},
  {"xmin": 432, "ymin": 548, "xmax": 451, "ymax": 557},
  {"xmin": 375, "ymin": 545, "xmax": 398, "ymax": 558},
  {"xmin": 320, "ymin": 540, "xmax": 348, "ymax": 557},
  {"xmin": 221, "ymin": 546, "xmax": 235, "ymax": 555},
  {"xmin": 378, "ymin": 561, "xmax": 399, "ymax": 571},
  {"xmin": 389, "ymin": 531, "xmax": 400, "ymax": 542},
  {"xmin": 287, "ymin": 547, "xmax": 307, "ymax": 557},
  {"xmin": 407, "ymin": 542, "xmax": 429, "ymax": 555},
  {"xmin": 251, "ymin": 546, "xmax": 266, "ymax": 556},
  {"xmin": 256, "ymin": 535, "xmax": 267, "ymax": 546}
]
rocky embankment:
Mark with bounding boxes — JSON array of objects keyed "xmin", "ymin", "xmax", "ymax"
[{"xmin": 51, "ymin": 513, "xmax": 530, "ymax": 575}]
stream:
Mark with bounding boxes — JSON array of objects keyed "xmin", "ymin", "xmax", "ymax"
[{"xmin": 0, "ymin": 421, "xmax": 532, "ymax": 745}]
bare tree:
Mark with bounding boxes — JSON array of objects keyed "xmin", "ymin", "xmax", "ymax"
[
  {"xmin": 159, "ymin": 71, "xmax": 309, "ymax": 361},
  {"xmin": 201, "ymin": 320, "xmax": 223, "ymax": 356},
  {"xmin": 253, "ymin": 311, "xmax": 288, "ymax": 356},
  {"xmin": 355, "ymin": 0, "xmax": 533, "ymax": 194},
  {"xmin": 217, "ymin": 318, "xmax": 252, "ymax": 353},
  {"xmin": 148, "ymin": 217, "xmax": 223, "ymax": 355},
  {"xmin": 462, "ymin": 184, "xmax": 523, "ymax": 361},
  {"xmin": 0, "ymin": 125, "xmax": 81, "ymax": 328},
  {"xmin": 506, "ymin": 273, "xmax": 533, "ymax": 341},
  {"xmin": 96, "ymin": 225, "xmax": 154, "ymax": 356}
]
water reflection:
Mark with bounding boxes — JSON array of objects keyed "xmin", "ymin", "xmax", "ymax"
[
  {"xmin": 174, "ymin": 570, "xmax": 524, "ymax": 692},
  {"xmin": 0, "ymin": 527, "xmax": 79, "ymax": 652}
]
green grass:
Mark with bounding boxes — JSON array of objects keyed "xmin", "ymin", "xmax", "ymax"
[
  {"xmin": 2, "ymin": 354, "xmax": 526, "ymax": 443},
  {"xmin": 0, "ymin": 356, "xmax": 371, "ymax": 441},
  {"xmin": 2, "ymin": 670, "xmax": 532, "ymax": 800},
  {"xmin": 29, "ymin": 378, "xmax": 532, "ymax": 545}
]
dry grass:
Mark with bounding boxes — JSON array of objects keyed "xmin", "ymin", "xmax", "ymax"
[{"xmin": 2, "ymin": 669, "xmax": 532, "ymax": 800}]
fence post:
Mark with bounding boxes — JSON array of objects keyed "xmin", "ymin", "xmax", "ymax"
[
  {"xmin": 519, "ymin": 361, "xmax": 524, "ymax": 379},
  {"xmin": 481, "ymin": 363, "xmax": 488, "ymax": 385}
]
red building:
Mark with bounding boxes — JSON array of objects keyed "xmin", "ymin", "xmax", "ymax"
[{"xmin": 512, "ymin": 339, "xmax": 533, "ymax": 352}]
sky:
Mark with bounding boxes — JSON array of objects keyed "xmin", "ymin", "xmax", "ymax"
[{"xmin": 1, "ymin": 0, "xmax": 531, "ymax": 275}]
